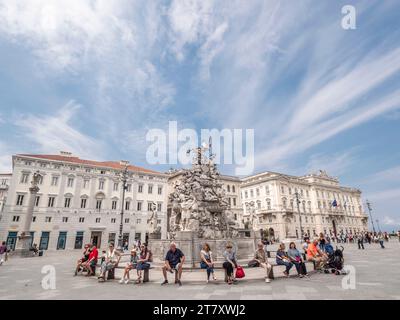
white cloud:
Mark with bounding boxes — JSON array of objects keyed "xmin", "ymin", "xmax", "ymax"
[
  {"xmin": 14, "ymin": 100, "xmax": 104, "ymax": 159},
  {"xmin": 306, "ymin": 150, "xmax": 357, "ymax": 177}
]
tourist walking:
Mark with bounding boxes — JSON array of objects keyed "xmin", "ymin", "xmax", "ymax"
[
  {"xmin": 222, "ymin": 243, "xmax": 237, "ymax": 285},
  {"xmin": 253, "ymin": 242, "xmax": 273, "ymax": 283},
  {"xmin": 276, "ymin": 243, "xmax": 293, "ymax": 277},
  {"xmin": 357, "ymin": 232, "xmax": 365, "ymax": 250},
  {"xmin": 162, "ymin": 242, "xmax": 185, "ymax": 286},
  {"xmin": 378, "ymin": 233, "xmax": 385, "ymax": 249}
]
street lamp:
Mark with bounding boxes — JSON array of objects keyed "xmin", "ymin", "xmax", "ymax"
[
  {"xmin": 366, "ymin": 200, "xmax": 376, "ymax": 233},
  {"xmin": 117, "ymin": 160, "xmax": 129, "ymax": 251},
  {"xmin": 376, "ymin": 219, "xmax": 381, "ymax": 233},
  {"xmin": 294, "ymin": 191, "xmax": 303, "ymax": 239}
]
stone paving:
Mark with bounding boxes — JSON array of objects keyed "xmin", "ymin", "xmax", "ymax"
[{"xmin": 0, "ymin": 241, "xmax": 399, "ymax": 300}]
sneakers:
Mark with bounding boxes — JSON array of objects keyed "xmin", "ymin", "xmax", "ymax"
[
  {"xmin": 265, "ymin": 278, "xmax": 271, "ymax": 283},
  {"xmin": 161, "ymin": 280, "xmax": 168, "ymax": 285},
  {"xmin": 119, "ymin": 278, "xmax": 125, "ymax": 284},
  {"xmin": 124, "ymin": 279, "xmax": 130, "ymax": 284},
  {"xmin": 177, "ymin": 280, "xmax": 182, "ymax": 286}
]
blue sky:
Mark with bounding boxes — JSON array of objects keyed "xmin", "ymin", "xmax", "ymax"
[{"xmin": 0, "ymin": 0, "xmax": 399, "ymax": 231}]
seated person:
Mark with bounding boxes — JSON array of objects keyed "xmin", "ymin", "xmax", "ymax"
[
  {"xmin": 74, "ymin": 244, "xmax": 91, "ymax": 276},
  {"xmin": 306, "ymin": 238, "xmax": 328, "ymax": 270},
  {"xmin": 253, "ymin": 242, "xmax": 273, "ymax": 283},
  {"xmin": 119, "ymin": 249, "xmax": 139, "ymax": 284},
  {"xmin": 161, "ymin": 242, "xmax": 185, "ymax": 286},
  {"xmin": 276, "ymin": 243, "xmax": 293, "ymax": 277},
  {"xmin": 98, "ymin": 243, "xmax": 121, "ymax": 282},
  {"xmin": 287, "ymin": 242, "xmax": 308, "ymax": 277},
  {"xmin": 200, "ymin": 243, "xmax": 216, "ymax": 283},
  {"xmin": 136, "ymin": 244, "xmax": 151, "ymax": 283},
  {"xmin": 222, "ymin": 243, "xmax": 237, "ymax": 285},
  {"xmin": 30, "ymin": 243, "xmax": 39, "ymax": 255},
  {"xmin": 83, "ymin": 245, "xmax": 98, "ymax": 276}
]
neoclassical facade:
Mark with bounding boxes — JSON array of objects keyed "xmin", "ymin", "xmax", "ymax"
[
  {"xmin": 239, "ymin": 170, "xmax": 369, "ymax": 241},
  {"xmin": 0, "ymin": 153, "xmax": 369, "ymax": 251},
  {"xmin": 0, "ymin": 153, "xmax": 169, "ymax": 251}
]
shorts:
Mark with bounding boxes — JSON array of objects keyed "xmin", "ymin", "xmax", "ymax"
[{"xmin": 171, "ymin": 263, "xmax": 181, "ymax": 270}]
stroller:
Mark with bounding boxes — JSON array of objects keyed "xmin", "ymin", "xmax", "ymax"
[{"xmin": 324, "ymin": 245, "xmax": 345, "ymax": 275}]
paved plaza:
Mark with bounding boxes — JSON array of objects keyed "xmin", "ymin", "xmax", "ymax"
[{"xmin": 0, "ymin": 241, "xmax": 399, "ymax": 300}]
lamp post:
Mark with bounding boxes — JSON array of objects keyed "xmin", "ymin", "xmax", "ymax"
[
  {"xmin": 294, "ymin": 191, "xmax": 303, "ymax": 239},
  {"xmin": 117, "ymin": 161, "xmax": 129, "ymax": 251},
  {"xmin": 376, "ymin": 219, "xmax": 381, "ymax": 233},
  {"xmin": 16, "ymin": 170, "xmax": 42, "ymax": 257},
  {"xmin": 366, "ymin": 200, "xmax": 376, "ymax": 233}
]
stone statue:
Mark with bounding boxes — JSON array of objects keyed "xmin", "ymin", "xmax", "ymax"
[
  {"xmin": 168, "ymin": 141, "xmax": 239, "ymax": 239},
  {"xmin": 147, "ymin": 202, "xmax": 161, "ymax": 234}
]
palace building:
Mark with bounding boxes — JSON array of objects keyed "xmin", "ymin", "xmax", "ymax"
[{"xmin": 0, "ymin": 152, "xmax": 368, "ymax": 251}]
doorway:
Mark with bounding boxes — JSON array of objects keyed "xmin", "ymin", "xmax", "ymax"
[{"xmin": 90, "ymin": 231, "xmax": 102, "ymax": 248}]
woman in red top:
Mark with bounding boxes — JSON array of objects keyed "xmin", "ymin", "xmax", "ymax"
[{"xmin": 84, "ymin": 246, "xmax": 99, "ymax": 276}]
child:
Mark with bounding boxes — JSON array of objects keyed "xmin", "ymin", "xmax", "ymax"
[{"xmin": 119, "ymin": 249, "xmax": 139, "ymax": 284}]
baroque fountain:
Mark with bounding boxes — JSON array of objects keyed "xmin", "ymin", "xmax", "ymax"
[{"xmin": 148, "ymin": 143, "xmax": 259, "ymax": 267}]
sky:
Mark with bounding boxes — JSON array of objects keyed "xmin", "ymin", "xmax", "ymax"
[{"xmin": 0, "ymin": 0, "xmax": 399, "ymax": 231}]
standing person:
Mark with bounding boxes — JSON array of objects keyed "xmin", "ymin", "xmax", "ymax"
[
  {"xmin": 378, "ymin": 233, "xmax": 385, "ymax": 249},
  {"xmin": 222, "ymin": 243, "xmax": 237, "ymax": 285},
  {"xmin": 276, "ymin": 243, "xmax": 293, "ymax": 277},
  {"xmin": 136, "ymin": 243, "xmax": 151, "ymax": 283},
  {"xmin": 98, "ymin": 243, "xmax": 121, "ymax": 282},
  {"xmin": 288, "ymin": 242, "xmax": 308, "ymax": 277},
  {"xmin": 200, "ymin": 243, "xmax": 216, "ymax": 283},
  {"xmin": 357, "ymin": 233, "xmax": 365, "ymax": 250},
  {"xmin": 253, "ymin": 242, "xmax": 273, "ymax": 283},
  {"xmin": 397, "ymin": 230, "xmax": 400, "ymax": 242},
  {"xmin": 119, "ymin": 249, "xmax": 139, "ymax": 284},
  {"xmin": 161, "ymin": 242, "xmax": 185, "ymax": 286},
  {"xmin": 319, "ymin": 233, "xmax": 326, "ymax": 252},
  {"xmin": 0, "ymin": 241, "xmax": 7, "ymax": 266}
]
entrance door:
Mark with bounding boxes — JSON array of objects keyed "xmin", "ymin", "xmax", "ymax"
[
  {"xmin": 57, "ymin": 232, "xmax": 67, "ymax": 250},
  {"xmin": 39, "ymin": 232, "xmax": 50, "ymax": 250},
  {"xmin": 6, "ymin": 231, "xmax": 18, "ymax": 251},
  {"xmin": 90, "ymin": 231, "xmax": 102, "ymax": 247}
]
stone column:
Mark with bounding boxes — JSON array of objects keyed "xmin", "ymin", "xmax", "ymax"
[{"xmin": 15, "ymin": 171, "xmax": 41, "ymax": 257}]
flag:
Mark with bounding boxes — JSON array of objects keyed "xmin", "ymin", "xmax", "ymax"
[{"xmin": 332, "ymin": 199, "xmax": 338, "ymax": 207}]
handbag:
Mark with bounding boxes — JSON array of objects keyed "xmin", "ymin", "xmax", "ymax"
[
  {"xmin": 248, "ymin": 260, "xmax": 260, "ymax": 268},
  {"xmin": 235, "ymin": 266, "xmax": 245, "ymax": 278}
]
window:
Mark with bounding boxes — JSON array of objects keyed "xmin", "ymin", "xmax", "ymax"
[
  {"xmin": 113, "ymin": 183, "xmax": 119, "ymax": 191},
  {"xmin": 148, "ymin": 185, "xmax": 153, "ymax": 194},
  {"xmin": 289, "ymin": 187, "xmax": 292, "ymax": 195},
  {"xmin": 62, "ymin": 217, "xmax": 68, "ymax": 223},
  {"xmin": 100, "ymin": 170, "xmax": 106, "ymax": 174},
  {"xmin": 227, "ymin": 185, "xmax": 231, "ymax": 192},
  {"xmin": 111, "ymin": 200, "xmax": 117, "ymax": 210},
  {"xmin": 20, "ymin": 173, "xmax": 29, "ymax": 184},
  {"xmin": 136, "ymin": 219, "xmax": 141, "ymax": 224},
  {"xmin": 48, "ymin": 196, "xmax": 55, "ymax": 208},
  {"xmin": 265, "ymin": 186, "xmax": 270, "ymax": 195},
  {"xmin": 233, "ymin": 198, "xmax": 236, "ymax": 206},
  {"xmin": 37, "ymin": 176, "xmax": 43, "ymax": 185},
  {"xmin": 158, "ymin": 186, "xmax": 162, "ymax": 195},
  {"xmin": 75, "ymin": 231, "xmax": 84, "ymax": 249},
  {"xmin": 79, "ymin": 217, "xmax": 85, "ymax": 223},
  {"xmin": 157, "ymin": 203, "xmax": 162, "ymax": 211},
  {"xmin": 245, "ymin": 191, "xmax": 248, "ymax": 198},
  {"xmin": 35, "ymin": 196, "xmax": 40, "ymax": 207},
  {"xmin": 250, "ymin": 190, "xmax": 254, "ymax": 197},
  {"xmin": 147, "ymin": 202, "xmax": 153, "ymax": 211},
  {"xmin": 137, "ymin": 202, "xmax": 142, "ymax": 211},
  {"xmin": 257, "ymin": 201, "xmax": 261, "ymax": 209},
  {"xmin": 83, "ymin": 180, "xmax": 89, "ymax": 189},
  {"xmin": 51, "ymin": 176, "xmax": 59, "ymax": 186},
  {"xmin": 127, "ymin": 184, "xmax": 132, "ymax": 192},
  {"xmin": 64, "ymin": 197, "xmax": 71, "ymax": 208},
  {"xmin": 32, "ymin": 216, "xmax": 36, "ymax": 222},
  {"xmin": 125, "ymin": 201, "xmax": 130, "ymax": 211},
  {"xmin": 138, "ymin": 184, "xmax": 143, "ymax": 193},
  {"xmin": 232, "ymin": 186, "xmax": 235, "ymax": 193},
  {"xmin": 124, "ymin": 218, "xmax": 130, "ymax": 223},
  {"xmin": 266, "ymin": 199, "xmax": 271, "ymax": 210},
  {"xmin": 40, "ymin": 162, "xmax": 47, "ymax": 168},
  {"xmin": 256, "ymin": 188, "xmax": 260, "ymax": 196},
  {"xmin": 16, "ymin": 195, "xmax": 24, "ymax": 206},
  {"xmin": 96, "ymin": 200, "xmax": 102, "ymax": 210},
  {"xmin": 98, "ymin": 180, "xmax": 104, "ymax": 190},
  {"xmin": 45, "ymin": 216, "xmax": 52, "ymax": 223},
  {"xmin": 281, "ymin": 186, "xmax": 285, "ymax": 193},
  {"xmin": 111, "ymin": 218, "xmax": 116, "ymax": 223},
  {"xmin": 81, "ymin": 198, "xmax": 87, "ymax": 209},
  {"xmin": 67, "ymin": 177, "xmax": 74, "ymax": 188},
  {"xmin": 95, "ymin": 218, "xmax": 101, "ymax": 223},
  {"xmin": 12, "ymin": 215, "xmax": 20, "ymax": 222}
]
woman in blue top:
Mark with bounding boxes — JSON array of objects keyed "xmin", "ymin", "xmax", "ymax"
[
  {"xmin": 287, "ymin": 242, "xmax": 308, "ymax": 277},
  {"xmin": 223, "ymin": 243, "xmax": 237, "ymax": 285},
  {"xmin": 276, "ymin": 243, "xmax": 293, "ymax": 277},
  {"xmin": 200, "ymin": 243, "xmax": 216, "ymax": 283}
]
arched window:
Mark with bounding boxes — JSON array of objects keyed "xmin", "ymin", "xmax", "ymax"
[
  {"xmin": 282, "ymin": 197, "xmax": 287, "ymax": 209},
  {"xmin": 266, "ymin": 198, "xmax": 271, "ymax": 210}
]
